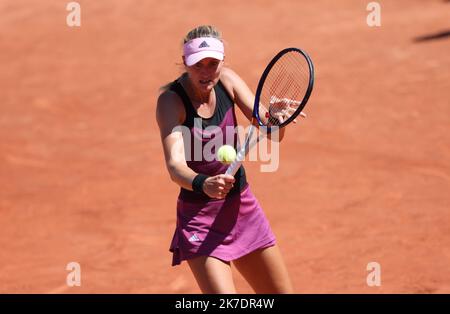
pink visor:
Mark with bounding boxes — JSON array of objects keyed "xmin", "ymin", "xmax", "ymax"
[{"xmin": 183, "ymin": 37, "xmax": 225, "ymax": 66}]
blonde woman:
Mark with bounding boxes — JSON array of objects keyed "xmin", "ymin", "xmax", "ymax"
[{"xmin": 156, "ymin": 25, "xmax": 293, "ymax": 294}]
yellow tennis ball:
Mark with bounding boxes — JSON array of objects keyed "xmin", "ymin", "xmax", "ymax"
[{"xmin": 217, "ymin": 145, "xmax": 236, "ymax": 165}]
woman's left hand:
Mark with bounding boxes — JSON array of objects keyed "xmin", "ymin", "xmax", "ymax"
[{"xmin": 268, "ymin": 96, "xmax": 307, "ymax": 125}]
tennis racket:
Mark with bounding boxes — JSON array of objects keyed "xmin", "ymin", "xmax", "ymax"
[{"xmin": 225, "ymin": 47, "xmax": 315, "ymax": 176}]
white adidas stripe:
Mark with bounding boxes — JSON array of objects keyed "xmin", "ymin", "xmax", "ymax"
[{"xmin": 188, "ymin": 233, "xmax": 201, "ymax": 242}]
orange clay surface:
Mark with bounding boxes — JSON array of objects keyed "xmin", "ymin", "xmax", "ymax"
[{"xmin": 1, "ymin": 0, "xmax": 449, "ymax": 293}]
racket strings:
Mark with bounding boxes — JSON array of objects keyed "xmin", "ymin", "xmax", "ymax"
[{"xmin": 260, "ymin": 51, "xmax": 311, "ymax": 126}]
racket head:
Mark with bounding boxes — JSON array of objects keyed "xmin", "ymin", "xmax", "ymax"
[{"xmin": 253, "ymin": 47, "xmax": 315, "ymax": 131}]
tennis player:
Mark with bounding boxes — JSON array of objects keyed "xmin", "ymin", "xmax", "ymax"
[{"xmin": 156, "ymin": 25, "xmax": 294, "ymax": 293}]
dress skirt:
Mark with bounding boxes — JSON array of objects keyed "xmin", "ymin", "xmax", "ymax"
[{"xmin": 169, "ymin": 184, "xmax": 276, "ymax": 266}]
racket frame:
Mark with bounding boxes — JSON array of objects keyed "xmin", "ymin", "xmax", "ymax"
[
  {"xmin": 254, "ymin": 47, "xmax": 315, "ymax": 131},
  {"xmin": 225, "ymin": 47, "xmax": 315, "ymax": 176}
]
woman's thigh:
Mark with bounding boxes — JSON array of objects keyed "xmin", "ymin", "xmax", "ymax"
[
  {"xmin": 187, "ymin": 256, "xmax": 237, "ymax": 294},
  {"xmin": 232, "ymin": 245, "xmax": 293, "ymax": 293}
]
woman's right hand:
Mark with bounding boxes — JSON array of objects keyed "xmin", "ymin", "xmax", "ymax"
[{"xmin": 203, "ymin": 174, "xmax": 236, "ymax": 199}]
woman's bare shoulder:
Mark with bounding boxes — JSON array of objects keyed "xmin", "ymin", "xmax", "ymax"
[
  {"xmin": 220, "ymin": 67, "xmax": 242, "ymax": 84},
  {"xmin": 219, "ymin": 67, "xmax": 246, "ymax": 99},
  {"xmin": 156, "ymin": 89, "xmax": 185, "ymax": 126}
]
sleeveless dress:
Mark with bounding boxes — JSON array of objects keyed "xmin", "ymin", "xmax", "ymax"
[{"xmin": 168, "ymin": 76, "xmax": 276, "ymax": 266}]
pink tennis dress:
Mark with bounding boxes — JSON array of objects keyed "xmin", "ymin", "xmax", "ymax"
[{"xmin": 168, "ymin": 76, "xmax": 276, "ymax": 266}]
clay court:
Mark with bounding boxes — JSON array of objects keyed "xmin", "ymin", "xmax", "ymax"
[{"xmin": 1, "ymin": 0, "xmax": 449, "ymax": 293}]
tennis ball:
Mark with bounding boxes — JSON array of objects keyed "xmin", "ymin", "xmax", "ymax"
[{"xmin": 217, "ymin": 145, "xmax": 236, "ymax": 165}]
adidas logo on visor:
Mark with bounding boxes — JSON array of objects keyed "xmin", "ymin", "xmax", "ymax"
[{"xmin": 198, "ymin": 41, "xmax": 210, "ymax": 48}]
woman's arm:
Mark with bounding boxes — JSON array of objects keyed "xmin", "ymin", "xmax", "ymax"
[
  {"xmin": 156, "ymin": 91, "xmax": 197, "ymax": 190},
  {"xmin": 220, "ymin": 67, "xmax": 286, "ymax": 141},
  {"xmin": 156, "ymin": 90, "xmax": 235, "ymax": 198}
]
